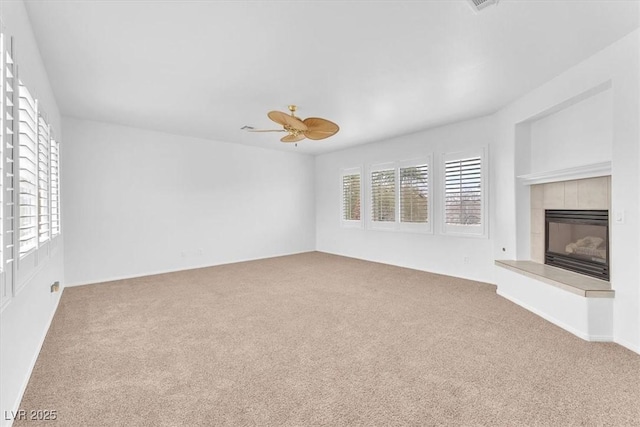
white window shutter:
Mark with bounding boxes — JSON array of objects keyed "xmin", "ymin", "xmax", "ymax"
[
  {"xmin": 342, "ymin": 173, "xmax": 361, "ymax": 221},
  {"xmin": 37, "ymin": 115, "xmax": 50, "ymax": 243},
  {"xmin": 400, "ymin": 164, "xmax": 429, "ymax": 223},
  {"xmin": 18, "ymin": 81, "xmax": 38, "ymax": 256},
  {"xmin": 0, "ymin": 35, "xmax": 5, "ymax": 271},
  {"xmin": 1, "ymin": 33, "xmax": 16, "ymax": 307},
  {"xmin": 371, "ymin": 168, "xmax": 395, "ymax": 223},
  {"xmin": 445, "ymin": 156, "xmax": 482, "ymax": 226},
  {"xmin": 50, "ymin": 138, "xmax": 60, "ymax": 236}
]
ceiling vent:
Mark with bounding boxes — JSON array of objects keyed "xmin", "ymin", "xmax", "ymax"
[{"xmin": 467, "ymin": 0, "xmax": 498, "ymax": 12}]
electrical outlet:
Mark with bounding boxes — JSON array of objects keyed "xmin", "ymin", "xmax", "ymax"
[
  {"xmin": 463, "ymin": 257, "xmax": 470, "ymax": 264},
  {"xmin": 50, "ymin": 281, "xmax": 60, "ymax": 293}
]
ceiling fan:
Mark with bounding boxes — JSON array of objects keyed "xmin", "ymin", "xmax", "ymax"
[{"xmin": 245, "ymin": 105, "xmax": 339, "ymax": 143}]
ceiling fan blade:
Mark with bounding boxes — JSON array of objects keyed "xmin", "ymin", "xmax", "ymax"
[
  {"xmin": 247, "ymin": 129, "xmax": 286, "ymax": 132},
  {"xmin": 280, "ymin": 134, "xmax": 306, "ymax": 143},
  {"xmin": 268, "ymin": 111, "xmax": 308, "ymax": 131},
  {"xmin": 303, "ymin": 117, "xmax": 339, "ymax": 140}
]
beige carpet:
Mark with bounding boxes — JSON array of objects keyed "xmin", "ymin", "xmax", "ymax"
[{"xmin": 16, "ymin": 252, "xmax": 640, "ymax": 426}]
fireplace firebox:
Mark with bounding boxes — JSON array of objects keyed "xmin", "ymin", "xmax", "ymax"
[{"xmin": 545, "ymin": 210, "xmax": 609, "ymax": 280}]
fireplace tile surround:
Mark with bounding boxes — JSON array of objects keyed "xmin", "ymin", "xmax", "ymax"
[{"xmin": 530, "ymin": 176, "xmax": 610, "ymax": 264}]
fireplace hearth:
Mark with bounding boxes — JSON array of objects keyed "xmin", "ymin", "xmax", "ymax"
[{"xmin": 545, "ymin": 210, "xmax": 609, "ymax": 280}]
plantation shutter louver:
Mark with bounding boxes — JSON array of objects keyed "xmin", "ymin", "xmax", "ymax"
[
  {"xmin": 400, "ymin": 164, "xmax": 428, "ymax": 223},
  {"xmin": 0, "ymin": 36, "xmax": 5, "ymax": 271},
  {"xmin": 342, "ymin": 173, "xmax": 361, "ymax": 221},
  {"xmin": 18, "ymin": 81, "xmax": 38, "ymax": 256},
  {"xmin": 37, "ymin": 115, "xmax": 50, "ymax": 242},
  {"xmin": 2, "ymin": 34, "xmax": 16, "ymax": 277},
  {"xmin": 445, "ymin": 156, "xmax": 482, "ymax": 226},
  {"xmin": 0, "ymin": 33, "xmax": 12, "ymax": 304},
  {"xmin": 50, "ymin": 138, "xmax": 60, "ymax": 236},
  {"xmin": 371, "ymin": 169, "xmax": 395, "ymax": 222}
]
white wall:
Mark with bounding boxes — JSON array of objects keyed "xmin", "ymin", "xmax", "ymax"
[
  {"xmin": 1, "ymin": 12, "xmax": 638, "ymax": 427},
  {"xmin": 530, "ymin": 88, "xmax": 613, "ymax": 173},
  {"xmin": 62, "ymin": 118, "xmax": 316, "ymax": 286},
  {"xmin": 316, "ymin": 29, "xmax": 640, "ymax": 354},
  {"xmin": 0, "ymin": 2, "xmax": 65, "ymax": 425},
  {"xmin": 495, "ymin": 29, "xmax": 640, "ymax": 353},
  {"xmin": 315, "ymin": 116, "xmax": 496, "ymax": 283}
]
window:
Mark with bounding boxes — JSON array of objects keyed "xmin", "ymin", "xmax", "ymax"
[
  {"xmin": 443, "ymin": 148, "xmax": 487, "ymax": 236},
  {"xmin": 1, "ymin": 33, "xmax": 16, "ymax": 307},
  {"xmin": 37, "ymin": 114, "xmax": 50, "ymax": 242},
  {"xmin": 50, "ymin": 138, "xmax": 60, "ymax": 237},
  {"xmin": 1, "ymin": 33, "xmax": 61, "ymax": 307},
  {"xmin": 367, "ymin": 158, "xmax": 432, "ymax": 232},
  {"xmin": 341, "ymin": 168, "xmax": 361, "ymax": 226},
  {"xmin": 18, "ymin": 81, "xmax": 38, "ymax": 256},
  {"xmin": 445, "ymin": 157, "xmax": 481, "ymax": 225},
  {"xmin": 370, "ymin": 166, "xmax": 395, "ymax": 225},
  {"xmin": 400, "ymin": 163, "xmax": 429, "ymax": 223},
  {"xmin": 0, "ymin": 35, "xmax": 5, "ymax": 272}
]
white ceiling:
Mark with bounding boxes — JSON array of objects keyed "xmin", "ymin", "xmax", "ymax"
[{"xmin": 23, "ymin": 0, "xmax": 639, "ymax": 155}]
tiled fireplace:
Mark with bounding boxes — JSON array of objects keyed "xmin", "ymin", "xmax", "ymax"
[
  {"xmin": 494, "ymin": 75, "xmax": 618, "ymax": 343},
  {"xmin": 530, "ymin": 176, "xmax": 610, "ymax": 267},
  {"xmin": 495, "ymin": 175, "xmax": 614, "ymax": 342}
]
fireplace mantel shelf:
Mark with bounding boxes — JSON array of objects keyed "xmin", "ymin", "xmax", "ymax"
[
  {"xmin": 495, "ymin": 260, "xmax": 613, "ymax": 298},
  {"xmin": 517, "ymin": 161, "xmax": 611, "ymax": 186}
]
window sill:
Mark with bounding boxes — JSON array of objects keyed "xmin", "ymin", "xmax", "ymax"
[
  {"xmin": 440, "ymin": 230, "xmax": 488, "ymax": 239},
  {"xmin": 341, "ymin": 220, "xmax": 363, "ymax": 229}
]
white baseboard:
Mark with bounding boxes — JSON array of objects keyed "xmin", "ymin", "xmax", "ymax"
[
  {"xmin": 316, "ymin": 250, "xmax": 496, "ymax": 286},
  {"xmin": 615, "ymin": 337, "xmax": 640, "ymax": 355},
  {"xmin": 64, "ymin": 250, "xmax": 316, "ymax": 287},
  {"xmin": 496, "ymin": 289, "xmax": 613, "ymax": 342},
  {"xmin": 4, "ymin": 289, "xmax": 63, "ymax": 427}
]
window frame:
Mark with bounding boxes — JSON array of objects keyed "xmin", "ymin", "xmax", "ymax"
[
  {"xmin": 50, "ymin": 137, "xmax": 60, "ymax": 238},
  {"xmin": 340, "ymin": 166, "xmax": 363, "ymax": 228},
  {"xmin": 366, "ymin": 157, "xmax": 433, "ymax": 233},
  {"xmin": 14, "ymin": 76, "xmax": 60, "ymax": 294},
  {"xmin": 0, "ymin": 33, "xmax": 13, "ymax": 310},
  {"xmin": 37, "ymin": 114, "xmax": 50, "ymax": 244},
  {"xmin": 398, "ymin": 156, "xmax": 433, "ymax": 234},
  {"xmin": 441, "ymin": 147, "xmax": 488, "ymax": 238},
  {"xmin": 0, "ymin": 35, "xmax": 62, "ymax": 307},
  {"xmin": 17, "ymin": 81, "xmax": 39, "ymax": 259},
  {"xmin": 368, "ymin": 162, "xmax": 397, "ymax": 231}
]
